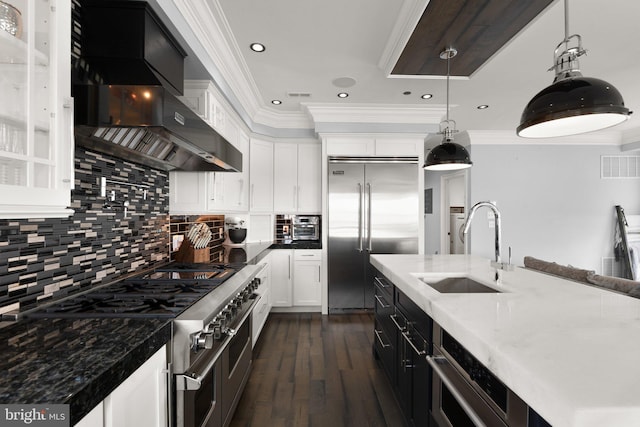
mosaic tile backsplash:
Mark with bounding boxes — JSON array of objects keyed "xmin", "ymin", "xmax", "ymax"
[{"xmin": 0, "ymin": 147, "xmax": 171, "ymax": 316}]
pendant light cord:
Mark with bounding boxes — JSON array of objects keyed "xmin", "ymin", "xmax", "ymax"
[
  {"xmin": 446, "ymin": 52, "xmax": 450, "ymax": 123},
  {"xmin": 564, "ymin": 0, "xmax": 569, "ymax": 41}
]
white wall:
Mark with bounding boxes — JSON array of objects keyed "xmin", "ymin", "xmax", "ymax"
[
  {"xmin": 424, "ymin": 170, "xmax": 445, "ymax": 255},
  {"xmin": 465, "ymin": 143, "xmax": 640, "ymax": 272}
]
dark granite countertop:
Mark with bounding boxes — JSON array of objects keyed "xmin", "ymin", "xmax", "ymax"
[
  {"xmin": 269, "ymin": 241, "xmax": 322, "ymax": 250},
  {"xmin": 222, "ymin": 241, "xmax": 322, "ymax": 265},
  {"xmin": 0, "ymin": 317, "xmax": 171, "ymax": 425}
]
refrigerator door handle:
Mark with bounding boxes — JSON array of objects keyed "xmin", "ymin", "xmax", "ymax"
[
  {"xmin": 357, "ymin": 183, "xmax": 363, "ymax": 252},
  {"xmin": 366, "ymin": 183, "xmax": 372, "ymax": 252}
]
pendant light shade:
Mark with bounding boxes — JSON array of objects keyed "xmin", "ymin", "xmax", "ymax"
[
  {"xmin": 423, "ymin": 48, "xmax": 473, "ymax": 171},
  {"xmin": 517, "ymin": 0, "xmax": 630, "ymax": 138},
  {"xmin": 517, "ymin": 76, "xmax": 630, "ymax": 138},
  {"xmin": 424, "ymin": 141, "xmax": 472, "ymax": 171}
]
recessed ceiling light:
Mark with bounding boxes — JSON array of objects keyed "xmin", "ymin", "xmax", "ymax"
[
  {"xmin": 477, "ymin": 104, "xmax": 489, "ymax": 109},
  {"xmin": 421, "ymin": 94, "xmax": 433, "ymax": 99},
  {"xmin": 271, "ymin": 99, "xmax": 282, "ymax": 105},
  {"xmin": 250, "ymin": 43, "xmax": 265, "ymax": 52},
  {"xmin": 337, "ymin": 92, "xmax": 349, "ymax": 98}
]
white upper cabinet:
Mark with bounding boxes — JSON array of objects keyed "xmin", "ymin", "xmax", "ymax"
[
  {"xmin": 273, "ymin": 142, "xmax": 320, "ymax": 213},
  {"xmin": 0, "ymin": 0, "xmax": 74, "ymax": 218},
  {"xmin": 169, "ymin": 171, "xmax": 207, "ymax": 213},
  {"xmin": 249, "ymin": 138, "xmax": 273, "ymax": 212},
  {"xmin": 273, "ymin": 143, "xmax": 298, "ymax": 212},
  {"xmin": 297, "ymin": 143, "xmax": 321, "ymax": 213},
  {"xmin": 209, "ymin": 121, "xmax": 249, "ymax": 212},
  {"xmin": 171, "ymin": 81, "xmax": 248, "ymax": 214},
  {"xmin": 182, "ymin": 80, "xmax": 227, "ymax": 136},
  {"xmin": 325, "ymin": 135, "xmax": 423, "ymax": 157}
]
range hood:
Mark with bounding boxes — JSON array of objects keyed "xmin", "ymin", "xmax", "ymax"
[{"xmin": 73, "ymin": 0, "xmax": 241, "ymax": 172}]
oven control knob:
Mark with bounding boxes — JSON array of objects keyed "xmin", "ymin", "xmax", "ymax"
[
  {"xmin": 192, "ymin": 331, "xmax": 214, "ymax": 351},
  {"xmin": 210, "ymin": 321, "xmax": 224, "ymax": 340},
  {"xmin": 222, "ymin": 307, "xmax": 234, "ymax": 319}
]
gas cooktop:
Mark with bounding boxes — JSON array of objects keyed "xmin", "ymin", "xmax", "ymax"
[{"xmin": 28, "ymin": 262, "xmax": 242, "ymax": 319}]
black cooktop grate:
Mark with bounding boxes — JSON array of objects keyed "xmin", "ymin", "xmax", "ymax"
[{"xmin": 27, "ymin": 263, "xmax": 239, "ymax": 319}]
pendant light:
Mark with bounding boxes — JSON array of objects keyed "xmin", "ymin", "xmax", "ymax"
[
  {"xmin": 517, "ymin": 0, "xmax": 630, "ymax": 138},
  {"xmin": 424, "ymin": 48, "xmax": 472, "ymax": 171}
]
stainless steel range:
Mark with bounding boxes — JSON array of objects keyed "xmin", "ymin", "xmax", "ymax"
[
  {"xmin": 170, "ymin": 263, "xmax": 264, "ymax": 427},
  {"xmin": 26, "ymin": 261, "xmax": 266, "ymax": 427}
]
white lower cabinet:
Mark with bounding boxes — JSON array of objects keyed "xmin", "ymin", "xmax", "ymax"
[
  {"xmin": 293, "ymin": 250, "xmax": 322, "ymax": 306},
  {"xmin": 104, "ymin": 344, "xmax": 168, "ymax": 427},
  {"xmin": 74, "ymin": 402, "xmax": 103, "ymax": 427},
  {"xmin": 269, "ymin": 250, "xmax": 293, "ymax": 307},
  {"xmin": 270, "ymin": 249, "xmax": 322, "ymax": 310},
  {"xmin": 252, "ymin": 263, "xmax": 272, "ymax": 346},
  {"xmin": 75, "ymin": 345, "xmax": 168, "ymax": 427}
]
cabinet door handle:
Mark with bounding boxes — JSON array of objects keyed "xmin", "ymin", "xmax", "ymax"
[
  {"xmin": 374, "ymin": 294, "xmax": 389, "ymax": 309},
  {"xmin": 374, "ymin": 329, "xmax": 390, "ymax": 348},
  {"xmin": 250, "ymin": 184, "xmax": 255, "ymax": 208},
  {"xmin": 238, "ymin": 178, "xmax": 244, "ymax": 205},
  {"xmin": 374, "ymin": 276, "xmax": 390, "ymax": 289},
  {"xmin": 318, "ymin": 265, "xmax": 321, "ymax": 282},
  {"xmin": 288, "ymin": 254, "xmax": 291, "ymax": 279},
  {"xmin": 402, "ymin": 330, "xmax": 426, "ymax": 356},
  {"xmin": 292, "ymin": 185, "xmax": 297, "ymax": 209},
  {"xmin": 390, "ymin": 313, "xmax": 405, "ymax": 331},
  {"xmin": 63, "ymin": 97, "xmax": 74, "ymax": 188},
  {"xmin": 211, "ymin": 173, "xmax": 217, "ymax": 201}
]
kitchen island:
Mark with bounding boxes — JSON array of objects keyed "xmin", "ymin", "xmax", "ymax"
[{"xmin": 371, "ymin": 254, "xmax": 640, "ymax": 427}]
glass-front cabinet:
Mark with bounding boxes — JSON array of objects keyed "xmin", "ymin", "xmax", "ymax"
[{"xmin": 0, "ymin": 0, "xmax": 73, "ymax": 218}]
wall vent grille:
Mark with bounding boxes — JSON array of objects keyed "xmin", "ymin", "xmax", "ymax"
[
  {"xmin": 287, "ymin": 92, "xmax": 312, "ymax": 98},
  {"xmin": 601, "ymin": 156, "xmax": 640, "ymax": 178}
]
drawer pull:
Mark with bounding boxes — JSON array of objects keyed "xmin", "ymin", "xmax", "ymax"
[
  {"xmin": 402, "ymin": 330, "xmax": 426, "ymax": 356},
  {"xmin": 374, "ymin": 294, "xmax": 389, "ymax": 309},
  {"xmin": 374, "ymin": 329, "xmax": 390, "ymax": 348},
  {"xmin": 390, "ymin": 313, "xmax": 405, "ymax": 331},
  {"xmin": 374, "ymin": 276, "xmax": 390, "ymax": 288}
]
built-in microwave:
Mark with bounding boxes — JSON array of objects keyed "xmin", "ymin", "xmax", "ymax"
[{"xmin": 292, "ymin": 215, "xmax": 320, "ymax": 241}]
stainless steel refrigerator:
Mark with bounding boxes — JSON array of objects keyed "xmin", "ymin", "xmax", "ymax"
[{"xmin": 328, "ymin": 158, "xmax": 419, "ymax": 312}]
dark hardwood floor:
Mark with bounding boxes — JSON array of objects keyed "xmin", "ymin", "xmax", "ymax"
[{"xmin": 230, "ymin": 313, "xmax": 405, "ymax": 427}]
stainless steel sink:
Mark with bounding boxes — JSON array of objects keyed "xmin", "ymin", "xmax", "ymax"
[{"xmin": 420, "ymin": 277, "xmax": 500, "ymax": 293}]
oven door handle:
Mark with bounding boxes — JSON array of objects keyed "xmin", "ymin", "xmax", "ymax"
[
  {"xmin": 175, "ymin": 372, "xmax": 204, "ymax": 391},
  {"xmin": 176, "ymin": 297, "xmax": 259, "ymax": 391},
  {"xmin": 427, "ymin": 355, "xmax": 488, "ymax": 427},
  {"xmin": 175, "ymin": 338, "xmax": 228, "ymax": 391}
]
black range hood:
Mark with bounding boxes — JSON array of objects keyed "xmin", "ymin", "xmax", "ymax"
[{"xmin": 73, "ymin": 0, "xmax": 242, "ymax": 172}]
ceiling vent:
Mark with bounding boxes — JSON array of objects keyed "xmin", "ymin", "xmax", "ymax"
[{"xmin": 287, "ymin": 92, "xmax": 312, "ymax": 98}]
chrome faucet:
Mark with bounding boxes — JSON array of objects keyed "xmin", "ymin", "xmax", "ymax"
[{"xmin": 462, "ymin": 201, "xmax": 506, "ymax": 268}]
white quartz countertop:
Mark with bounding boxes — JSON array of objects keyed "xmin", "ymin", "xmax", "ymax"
[{"xmin": 370, "ymin": 254, "xmax": 640, "ymax": 427}]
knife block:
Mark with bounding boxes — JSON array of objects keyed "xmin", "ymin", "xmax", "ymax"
[{"xmin": 174, "ymin": 239, "xmax": 210, "ymax": 263}]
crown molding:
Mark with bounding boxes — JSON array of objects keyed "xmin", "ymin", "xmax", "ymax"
[
  {"xmin": 253, "ymin": 108, "xmax": 315, "ymax": 130},
  {"xmin": 378, "ymin": 0, "xmax": 430, "ymax": 76},
  {"xmin": 466, "ymin": 130, "xmax": 623, "ymax": 145},
  {"xmin": 171, "ymin": 0, "xmax": 264, "ymax": 119},
  {"xmin": 303, "ymin": 103, "xmax": 446, "ymax": 125}
]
